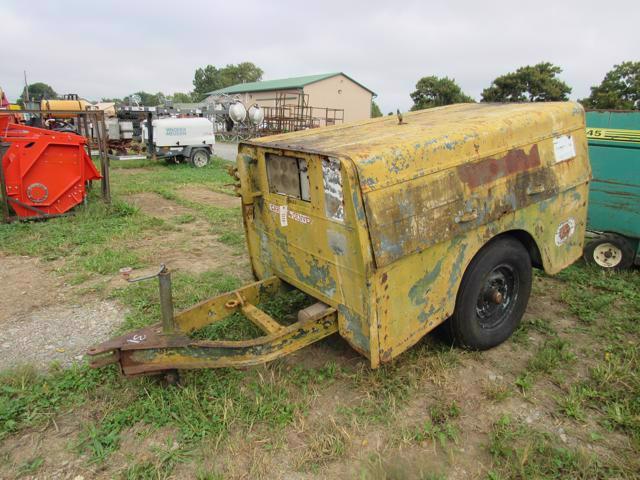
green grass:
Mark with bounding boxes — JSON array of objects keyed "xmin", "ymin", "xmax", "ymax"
[
  {"xmin": 487, "ymin": 414, "xmax": 626, "ymax": 479},
  {"xmin": 108, "ymin": 159, "xmax": 159, "ymax": 170},
  {"xmin": 0, "ymin": 197, "xmax": 161, "ymax": 280},
  {"xmin": 554, "ymin": 265, "xmax": 640, "ymax": 445},
  {"xmin": 0, "ymin": 364, "xmax": 113, "ymax": 441},
  {"xmin": 15, "ymin": 456, "xmax": 44, "ymax": 477},
  {"xmin": 511, "ymin": 316, "xmax": 555, "ymax": 345},
  {"xmin": 515, "ymin": 337, "xmax": 575, "ymax": 394},
  {"xmin": 0, "ymin": 198, "xmax": 157, "ymax": 261},
  {"xmin": 111, "ymin": 158, "xmax": 233, "ymax": 197},
  {"xmin": 218, "ymin": 230, "xmax": 245, "ymax": 247},
  {"xmin": 401, "ymin": 400, "xmax": 460, "ymax": 449},
  {"xmin": 173, "ymin": 213, "xmax": 196, "ymax": 224},
  {"xmin": 338, "ymin": 343, "xmax": 460, "ymax": 424}
]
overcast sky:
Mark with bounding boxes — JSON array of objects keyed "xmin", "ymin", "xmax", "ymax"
[{"xmin": 2, "ymin": 0, "xmax": 638, "ymax": 112}]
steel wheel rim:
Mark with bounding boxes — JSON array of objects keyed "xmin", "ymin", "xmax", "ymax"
[
  {"xmin": 193, "ymin": 151, "xmax": 208, "ymax": 167},
  {"xmin": 593, "ymin": 242, "xmax": 622, "ymax": 268},
  {"xmin": 476, "ymin": 264, "xmax": 519, "ymax": 329}
]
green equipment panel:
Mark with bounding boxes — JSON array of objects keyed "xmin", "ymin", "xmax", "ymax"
[{"xmin": 586, "ymin": 111, "xmax": 640, "ymax": 247}]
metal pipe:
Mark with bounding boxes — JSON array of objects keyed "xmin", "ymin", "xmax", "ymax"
[
  {"xmin": 158, "ymin": 265, "xmax": 175, "ymax": 334},
  {"xmin": 0, "ymin": 142, "xmax": 11, "ymax": 222},
  {"xmin": 147, "ymin": 111, "xmax": 155, "ymax": 159}
]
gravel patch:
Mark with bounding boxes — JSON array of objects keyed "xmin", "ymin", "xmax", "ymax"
[{"xmin": 0, "ymin": 300, "xmax": 126, "ymax": 370}]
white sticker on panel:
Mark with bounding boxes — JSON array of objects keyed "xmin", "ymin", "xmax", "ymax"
[
  {"xmin": 553, "ymin": 135, "xmax": 576, "ymax": 163},
  {"xmin": 279, "ymin": 205, "xmax": 288, "ymax": 227}
]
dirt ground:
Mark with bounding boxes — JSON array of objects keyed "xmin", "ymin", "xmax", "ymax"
[
  {"xmin": 125, "ymin": 191, "xmax": 251, "ymax": 280},
  {"xmin": 176, "ymin": 185, "xmax": 241, "ymax": 208},
  {"xmin": 0, "ymin": 269, "xmax": 630, "ymax": 478},
  {"xmin": 1, "ymin": 167, "xmax": 636, "ymax": 479},
  {"xmin": 0, "ymin": 254, "xmax": 126, "ymax": 369},
  {"xmin": 0, "ymin": 189, "xmax": 250, "ymax": 371},
  {"xmin": 126, "ymin": 192, "xmax": 195, "ymax": 220}
]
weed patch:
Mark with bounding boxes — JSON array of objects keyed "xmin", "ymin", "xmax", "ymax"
[
  {"xmin": 515, "ymin": 337, "xmax": 575, "ymax": 393},
  {"xmin": 487, "ymin": 414, "xmax": 625, "ymax": 479}
]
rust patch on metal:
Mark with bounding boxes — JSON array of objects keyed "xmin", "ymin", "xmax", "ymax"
[{"xmin": 457, "ymin": 145, "xmax": 541, "ymax": 188}]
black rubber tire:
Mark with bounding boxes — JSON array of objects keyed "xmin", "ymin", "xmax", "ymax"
[
  {"xmin": 446, "ymin": 236, "xmax": 532, "ymax": 350},
  {"xmin": 583, "ymin": 234, "xmax": 635, "ymax": 270},
  {"xmin": 189, "ymin": 148, "xmax": 210, "ymax": 168}
]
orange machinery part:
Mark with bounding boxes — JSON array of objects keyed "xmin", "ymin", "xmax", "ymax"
[{"xmin": 0, "ymin": 116, "xmax": 101, "ymax": 218}]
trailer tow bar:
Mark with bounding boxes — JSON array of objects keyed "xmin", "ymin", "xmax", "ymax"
[{"xmin": 86, "ymin": 269, "xmax": 338, "ymax": 378}]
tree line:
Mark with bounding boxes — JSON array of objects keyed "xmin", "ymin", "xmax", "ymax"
[
  {"xmin": 16, "ymin": 62, "xmax": 264, "ymax": 106},
  {"xmin": 16, "ymin": 61, "xmax": 639, "ymax": 114},
  {"xmin": 403, "ymin": 61, "xmax": 640, "ymax": 114}
]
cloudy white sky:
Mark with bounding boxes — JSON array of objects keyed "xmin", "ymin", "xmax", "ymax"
[{"xmin": 1, "ymin": 0, "xmax": 638, "ymax": 112}]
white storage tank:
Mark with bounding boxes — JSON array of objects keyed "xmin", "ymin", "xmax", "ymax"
[{"xmin": 149, "ymin": 117, "xmax": 215, "ymax": 147}]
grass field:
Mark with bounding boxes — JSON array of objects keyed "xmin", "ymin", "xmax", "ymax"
[{"xmin": 0, "ymin": 158, "xmax": 638, "ymax": 479}]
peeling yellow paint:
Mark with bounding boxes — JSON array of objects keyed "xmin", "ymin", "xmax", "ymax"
[{"xmin": 241, "ymin": 102, "xmax": 590, "ymax": 366}]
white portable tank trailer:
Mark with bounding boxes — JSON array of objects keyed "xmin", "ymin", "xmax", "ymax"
[{"xmin": 143, "ymin": 117, "xmax": 215, "ymax": 167}]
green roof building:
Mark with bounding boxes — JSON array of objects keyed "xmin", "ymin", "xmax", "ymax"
[{"xmin": 204, "ymin": 72, "xmax": 375, "ymax": 125}]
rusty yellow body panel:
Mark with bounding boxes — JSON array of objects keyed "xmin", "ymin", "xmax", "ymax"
[{"xmin": 239, "ymin": 102, "xmax": 590, "ymax": 367}]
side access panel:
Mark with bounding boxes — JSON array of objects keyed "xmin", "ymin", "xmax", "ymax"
[{"xmin": 237, "ymin": 145, "xmax": 378, "ymax": 361}]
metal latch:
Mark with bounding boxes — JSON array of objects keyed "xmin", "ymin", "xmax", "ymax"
[
  {"xmin": 526, "ymin": 183, "xmax": 546, "ymax": 196},
  {"xmin": 455, "ymin": 209, "xmax": 479, "ymax": 223}
]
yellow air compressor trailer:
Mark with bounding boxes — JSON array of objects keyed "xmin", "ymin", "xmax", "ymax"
[{"xmin": 88, "ymin": 102, "xmax": 591, "ymax": 377}]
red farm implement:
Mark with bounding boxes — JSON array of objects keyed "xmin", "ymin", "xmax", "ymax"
[{"xmin": 0, "ymin": 113, "xmax": 105, "ymax": 221}]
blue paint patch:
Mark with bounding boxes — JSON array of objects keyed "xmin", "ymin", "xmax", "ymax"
[
  {"xmin": 352, "ymin": 190, "xmax": 366, "ymax": 221},
  {"xmin": 287, "ymin": 256, "xmax": 337, "ymax": 298},
  {"xmin": 338, "ymin": 304, "xmax": 369, "ymax": 353},
  {"xmin": 362, "ymin": 176, "xmax": 377, "ymax": 189},
  {"xmin": 379, "ymin": 235, "xmax": 404, "ymax": 259},
  {"xmin": 447, "ymin": 242, "xmax": 468, "ymax": 292},
  {"xmin": 408, "ymin": 257, "xmax": 443, "ymax": 306}
]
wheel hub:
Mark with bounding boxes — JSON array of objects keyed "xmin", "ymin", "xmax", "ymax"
[
  {"xmin": 476, "ymin": 265, "xmax": 518, "ymax": 329},
  {"xmin": 593, "ymin": 242, "xmax": 622, "ymax": 268},
  {"xmin": 193, "ymin": 151, "xmax": 208, "ymax": 168},
  {"xmin": 488, "ymin": 289, "xmax": 504, "ymax": 305}
]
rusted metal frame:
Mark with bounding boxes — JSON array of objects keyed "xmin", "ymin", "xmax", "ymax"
[
  {"xmin": 240, "ymin": 302, "xmax": 284, "ymax": 334},
  {"xmin": 172, "ymin": 276, "xmax": 283, "ymax": 332},
  {"xmin": 116, "ymin": 307, "xmax": 338, "ymax": 375},
  {"xmin": 86, "ymin": 294, "xmax": 337, "ymax": 375}
]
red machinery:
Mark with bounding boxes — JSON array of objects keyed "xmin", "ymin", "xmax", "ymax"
[{"xmin": 0, "ymin": 115, "xmax": 101, "ymax": 219}]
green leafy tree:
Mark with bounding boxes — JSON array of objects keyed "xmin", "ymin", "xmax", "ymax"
[
  {"xmin": 481, "ymin": 62, "xmax": 571, "ymax": 102},
  {"xmin": 581, "ymin": 62, "xmax": 640, "ymax": 110},
  {"xmin": 410, "ymin": 76, "xmax": 473, "ymax": 110},
  {"xmin": 170, "ymin": 92, "xmax": 194, "ymax": 103},
  {"xmin": 192, "ymin": 62, "xmax": 264, "ymax": 101},
  {"xmin": 371, "ymin": 100, "xmax": 383, "ymax": 117},
  {"xmin": 17, "ymin": 82, "xmax": 57, "ymax": 105}
]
